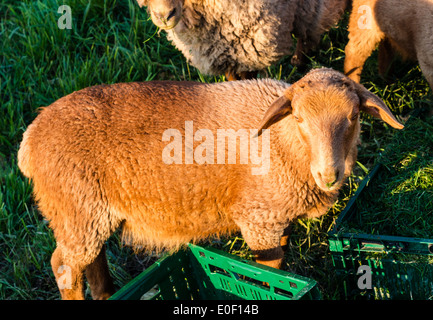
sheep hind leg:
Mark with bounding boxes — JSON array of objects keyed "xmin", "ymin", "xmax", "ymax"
[{"xmin": 85, "ymin": 244, "xmax": 115, "ymax": 300}]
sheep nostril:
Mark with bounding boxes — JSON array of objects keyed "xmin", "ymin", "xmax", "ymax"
[
  {"xmin": 319, "ymin": 169, "xmax": 340, "ymax": 189},
  {"xmin": 167, "ymin": 8, "xmax": 177, "ymax": 21},
  {"xmin": 335, "ymin": 169, "xmax": 340, "ymax": 180}
]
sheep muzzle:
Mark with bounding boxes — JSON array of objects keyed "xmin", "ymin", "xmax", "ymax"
[
  {"xmin": 311, "ymin": 163, "xmax": 345, "ymax": 191},
  {"xmin": 147, "ymin": 0, "xmax": 183, "ymax": 30}
]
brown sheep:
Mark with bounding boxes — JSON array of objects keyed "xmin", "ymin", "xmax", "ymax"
[
  {"xmin": 344, "ymin": 0, "xmax": 433, "ymax": 90},
  {"xmin": 138, "ymin": 0, "xmax": 349, "ymax": 80},
  {"xmin": 18, "ymin": 68, "xmax": 403, "ymax": 299}
]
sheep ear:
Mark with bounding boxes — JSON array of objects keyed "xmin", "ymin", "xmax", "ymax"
[
  {"xmin": 136, "ymin": 0, "xmax": 148, "ymax": 7},
  {"xmin": 355, "ymin": 83, "xmax": 404, "ymax": 129},
  {"xmin": 256, "ymin": 90, "xmax": 293, "ymax": 136}
]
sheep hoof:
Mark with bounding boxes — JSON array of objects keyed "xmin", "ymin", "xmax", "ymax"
[{"xmin": 291, "ymin": 54, "xmax": 303, "ymax": 67}]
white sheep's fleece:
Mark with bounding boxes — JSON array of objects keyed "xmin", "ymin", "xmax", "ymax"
[{"xmin": 149, "ymin": 0, "xmax": 346, "ymax": 75}]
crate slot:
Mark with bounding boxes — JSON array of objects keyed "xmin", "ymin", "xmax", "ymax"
[
  {"xmin": 249, "ymin": 287, "xmax": 262, "ymax": 300},
  {"xmin": 219, "ymin": 277, "xmax": 232, "ymax": 291},
  {"xmin": 235, "ymin": 283, "xmax": 247, "ymax": 297},
  {"xmin": 234, "ymin": 272, "xmax": 270, "ymax": 290},
  {"xmin": 274, "ymin": 287, "xmax": 294, "ymax": 298},
  {"xmin": 208, "ymin": 264, "xmax": 231, "ymax": 277}
]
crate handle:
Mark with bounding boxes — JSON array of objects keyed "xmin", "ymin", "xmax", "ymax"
[
  {"xmin": 360, "ymin": 241, "xmax": 385, "ymax": 251},
  {"xmin": 360, "ymin": 240, "xmax": 410, "ymax": 252}
]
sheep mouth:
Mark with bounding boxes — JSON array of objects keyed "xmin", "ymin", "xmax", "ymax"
[
  {"xmin": 311, "ymin": 169, "xmax": 345, "ymax": 192},
  {"xmin": 157, "ymin": 23, "xmax": 177, "ymax": 30},
  {"xmin": 315, "ymin": 178, "xmax": 343, "ymax": 192}
]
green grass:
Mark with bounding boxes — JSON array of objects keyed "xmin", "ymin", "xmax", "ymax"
[
  {"xmin": 1, "ymin": 0, "xmax": 431, "ymax": 300},
  {"xmin": 345, "ymin": 116, "xmax": 433, "ymax": 238}
]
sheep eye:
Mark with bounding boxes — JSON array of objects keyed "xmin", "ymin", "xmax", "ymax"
[
  {"xmin": 350, "ymin": 112, "xmax": 359, "ymax": 121},
  {"xmin": 294, "ymin": 115, "xmax": 303, "ymax": 123}
]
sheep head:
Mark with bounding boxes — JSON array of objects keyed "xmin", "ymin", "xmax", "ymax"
[
  {"xmin": 140, "ymin": 0, "xmax": 184, "ymax": 30},
  {"xmin": 257, "ymin": 68, "xmax": 404, "ymax": 192}
]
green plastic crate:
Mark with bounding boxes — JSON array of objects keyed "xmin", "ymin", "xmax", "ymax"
[
  {"xmin": 328, "ymin": 163, "xmax": 433, "ymax": 300},
  {"xmin": 109, "ymin": 243, "xmax": 321, "ymax": 300}
]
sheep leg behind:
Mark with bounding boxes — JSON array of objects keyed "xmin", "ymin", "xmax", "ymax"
[
  {"xmin": 344, "ymin": 3, "xmax": 385, "ymax": 82},
  {"xmin": 377, "ymin": 38, "xmax": 396, "ymax": 81},
  {"xmin": 85, "ymin": 245, "xmax": 116, "ymax": 300},
  {"xmin": 418, "ymin": 55, "xmax": 433, "ymax": 91},
  {"xmin": 239, "ymin": 71, "xmax": 258, "ymax": 80},
  {"xmin": 225, "ymin": 70, "xmax": 258, "ymax": 81}
]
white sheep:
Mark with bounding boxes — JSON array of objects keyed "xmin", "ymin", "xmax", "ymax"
[
  {"xmin": 18, "ymin": 68, "xmax": 403, "ymax": 299},
  {"xmin": 138, "ymin": 0, "xmax": 349, "ymax": 79},
  {"xmin": 344, "ymin": 0, "xmax": 433, "ymax": 90}
]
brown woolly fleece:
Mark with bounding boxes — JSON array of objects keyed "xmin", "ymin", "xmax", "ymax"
[
  {"xmin": 18, "ymin": 68, "xmax": 403, "ymax": 299},
  {"xmin": 140, "ymin": 0, "xmax": 348, "ymax": 78},
  {"xmin": 345, "ymin": 0, "xmax": 433, "ymax": 90}
]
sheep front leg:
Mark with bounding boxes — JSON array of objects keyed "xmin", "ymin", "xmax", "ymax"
[
  {"xmin": 240, "ymin": 224, "xmax": 285, "ymax": 270},
  {"xmin": 225, "ymin": 70, "xmax": 258, "ymax": 81},
  {"xmin": 344, "ymin": 32, "xmax": 382, "ymax": 82},
  {"xmin": 291, "ymin": 39, "xmax": 306, "ymax": 67},
  {"xmin": 51, "ymin": 243, "xmax": 115, "ymax": 300},
  {"xmin": 254, "ymin": 247, "xmax": 285, "ymax": 270},
  {"xmin": 225, "ymin": 70, "xmax": 239, "ymax": 81},
  {"xmin": 51, "ymin": 247, "xmax": 86, "ymax": 300}
]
